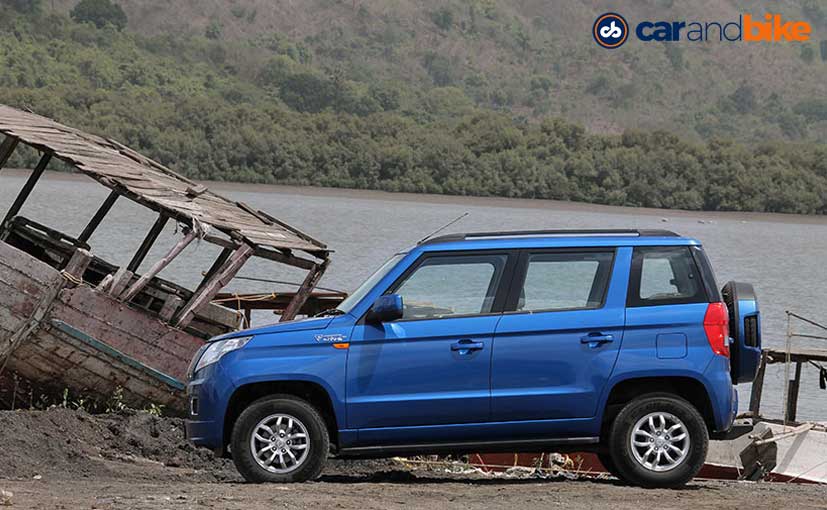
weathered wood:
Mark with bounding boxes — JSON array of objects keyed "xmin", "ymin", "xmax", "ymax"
[
  {"xmin": 186, "ymin": 184, "xmax": 208, "ymax": 197},
  {"xmin": 96, "ymin": 273, "xmax": 114, "ymax": 292},
  {"xmin": 280, "ymin": 260, "xmax": 330, "ymax": 322},
  {"xmin": 0, "ymin": 153, "xmax": 51, "ymax": 234},
  {"xmin": 158, "ymin": 295, "xmax": 183, "ymax": 323},
  {"xmin": 198, "ymin": 247, "xmax": 233, "ymax": 291},
  {"xmin": 107, "ymin": 267, "xmax": 134, "ymax": 298},
  {"xmin": 749, "ymin": 350, "xmax": 768, "ymax": 418},
  {"xmin": 127, "ymin": 214, "xmax": 169, "ymax": 273},
  {"xmin": 78, "ymin": 190, "xmax": 119, "ymax": 243},
  {"xmin": 7, "ymin": 216, "xmax": 89, "ymax": 249},
  {"xmin": 120, "ymin": 230, "xmax": 197, "ymax": 303},
  {"xmin": 785, "ymin": 361, "xmax": 803, "ymax": 423},
  {"xmin": 0, "ymin": 104, "xmax": 328, "ymax": 257},
  {"xmin": 62, "ymin": 249, "xmax": 93, "ymax": 281},
  {"xmin": 0, "ymin": 261, "xmax": 69, "ymax": 376},
  {"xmin": 174, "ymin": 244, "xmax": 254, "ymax": 328},
  {"xmin": 0, "ymin": 136, "xmax": 19, "ymax": 170},
  {"xmin": 202, "ymin": 233, "xmax": 318, "ymax": 270}
]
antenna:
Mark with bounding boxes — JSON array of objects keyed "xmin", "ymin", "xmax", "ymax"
[{"xmin": 417, "ymin": 212, "xmax": 469, "ymax": 244}]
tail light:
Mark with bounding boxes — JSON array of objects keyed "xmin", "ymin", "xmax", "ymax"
[{"xmin": 704, "ymin": 302, "xmax": 730, "ymax": 357}]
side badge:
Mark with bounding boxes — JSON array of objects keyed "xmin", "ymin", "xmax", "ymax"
[{"xmin": 314, "ymin": 334, "xmax": 347, "ymax": 343}]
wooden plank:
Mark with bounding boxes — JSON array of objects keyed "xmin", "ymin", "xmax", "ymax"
[
  {"xmin": 0, "ymin": 267, "xmax": 66, "ymax": 376},
  {"xmin": 62, "ymin": 249, "xmax": 92, "ymax": 280},
  {"xmin": 0, "ymin": 135, "xmax": 19, "ymax": 169},
  {"xmin": 0, "ymin": 263, "xmax": 48, "ymax": 296},
  {"xmin": 0, "ymin": 242, "xmax": 60, "ymax": 285},
  {"xmin": 174, "ymin": 244, "xmax": 254, "ymax": 328},
  {"xmin": 158, "ymin": 295, "xmax": 182, "ymax": 323},
  {"xmin": 0, "ymin": 153, "xmax": 51, "ymax": 234},
  {"xmin": 52, "ymin": 294, "xmax": 199, "ymax": 380},
  {"xmin": 749, "ymin": 350, "xmax": 768, "ymax": 418},
  {"xmin": 107, "ymin": 267, "xmax": 133, "ymax": 298},
  {"xmin": 186, "ymin": 184, "xmax": 208, "ymax": 197},
  {"xmin": 78, "ymin": 190, "xmax": 119, "ymax": 243},
  {"xmin": 22, "ymin": 327, "xmax": 186, "ymax": 412},
  {"xmin": 280, "ymin": 259, "xmax": 330, "ymax": 322},
  {"xmin": 96, "ymin": 273, "xmax": 113, "ymax": 292},
  {"xmin": 120, "ymin": 229, "xmax": 196, "ymax": 303},
  {"xmin": 50, "ymin": 320, "xmax": 185, "ymax": 390},
  {"xmin": 127, "ymin": 214, "xmax": 169, "ymax": 273},
  {"xmin": 197, "ymin": 247, "xmax": 233, "ymax": 292},
  {"xmin": 785, "ymin": 361, "xmax": 803, "ymax": 423},
  {"xmin": 57, "ymin": 285, "xmax": 203, "ymax": 355}
]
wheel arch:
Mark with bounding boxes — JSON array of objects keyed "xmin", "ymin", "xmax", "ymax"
[
  {"xmin": 599, "ymin": 375, "xmax": 716, "ymax": 441},
  {"xmin": 223, "ymin": 379, "xmax": 339, "ymax": 455}
]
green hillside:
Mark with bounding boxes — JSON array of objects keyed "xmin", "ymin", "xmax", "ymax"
[
  {"xmin": 0, "ymin": 0, "xmax": 826, "ymax": 214},
  {"xmin": 46, "ymin": 0, "xmax": 827, "ymax": 142}
]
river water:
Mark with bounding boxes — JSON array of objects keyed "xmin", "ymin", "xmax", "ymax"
[{"xmin": 1, "ymin": 170, "xmax": 826, "ymax": 421}]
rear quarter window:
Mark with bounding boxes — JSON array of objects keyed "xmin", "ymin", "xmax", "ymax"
[{"xmin": 628, "ymin": 246, "xmax": 709, "ymax": 307}]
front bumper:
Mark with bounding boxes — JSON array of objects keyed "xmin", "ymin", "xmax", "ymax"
[{"xmin": 184, "ymin": 363, "xmax": 234, "ymax": 452}]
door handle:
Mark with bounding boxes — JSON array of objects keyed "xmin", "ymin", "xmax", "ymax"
[
  {"xmin": 580, "ymin": 333, "xmax": 614, "ymax": 346},
  {"xmin": 451, "ymin": 339, "xmax": 484, "ymax": 353}
]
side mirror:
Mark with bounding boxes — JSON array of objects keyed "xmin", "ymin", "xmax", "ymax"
[{"xmin": 366, "ymin": 294, "xmax": 403, "ymax": 324}]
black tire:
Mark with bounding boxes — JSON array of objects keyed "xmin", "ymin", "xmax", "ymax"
[
  {"xmin": 609, "ymin": 393, "xmax": 708, "ymax": 488},
  {"xmin": 231, "ymin": 395, "xmax": 329, "ymax": 483},
  {"xmin": 597, "ymin": 453, "xmax": 627, "ymax": 482}
]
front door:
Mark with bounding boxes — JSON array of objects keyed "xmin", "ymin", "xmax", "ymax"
[
  {"xmin": 491, "ymin": 248, "xmax": 630, "ymax": 425},
  {"xmin": 347, "ymin": 252, "xmax": 513, "ymax": 442}
]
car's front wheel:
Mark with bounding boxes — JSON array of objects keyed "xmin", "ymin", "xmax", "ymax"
[
  {"xmin": 608, "ymin": 393, "xmax": 708, "ymax": 488},
  {"xmin": 231, "ymin": 395, "xmax": 329, "ymax": 483}
]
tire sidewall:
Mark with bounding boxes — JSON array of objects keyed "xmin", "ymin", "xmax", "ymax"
[
  {"xmin": 231, "ymin": 395, "xmax": 329, "ymax": 483},
  {"xmin": 609, "ymin": 394, "xmax": 708, "ymax": 488}
]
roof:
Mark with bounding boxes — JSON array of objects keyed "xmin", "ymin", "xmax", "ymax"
[
  {"xmin": 416, "ymin": 229, "xmax": 695, "ymax": 251},
  {"xmin": 0, "ymin": 104, "xmax": 327, "ymax": 259}
]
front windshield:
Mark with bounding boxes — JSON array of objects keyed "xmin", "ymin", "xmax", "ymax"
[{"xmin": 337, "ymin": 253, "xmax": 405, "ymax": 314}]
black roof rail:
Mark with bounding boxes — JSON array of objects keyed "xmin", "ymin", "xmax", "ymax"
[{"xmin": 419, "ymin": 229, "xmax": 680, "ymax": 245}]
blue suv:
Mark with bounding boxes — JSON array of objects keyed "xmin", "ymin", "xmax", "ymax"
[{"xmin": 186, "ymin": 229, "xmax": 761, "ymax": 488}]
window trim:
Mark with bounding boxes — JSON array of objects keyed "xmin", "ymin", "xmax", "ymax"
[
  {"xmin": 358, "ymin": 249, "xmax": 519, "ymax": 324},
  {"xmin": 627, "ymin": 246, "xmax": 710, "ymax": 308},
  {"xmin": 502, "ymin": 248, "xmax": 617, "ymax": 315}
]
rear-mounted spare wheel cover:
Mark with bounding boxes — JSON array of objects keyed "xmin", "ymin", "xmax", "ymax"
[{"xmin": 721, "ymin": 281, "xmax": 762, "ymax": 384}]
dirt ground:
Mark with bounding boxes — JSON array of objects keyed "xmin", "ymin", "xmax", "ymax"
[{"xmin": 0, "ymin": 409, "xmax": 825, "ymax": 510}]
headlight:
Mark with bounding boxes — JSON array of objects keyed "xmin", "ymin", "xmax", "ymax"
[{"xmin": 194, "ymin": 336, "xmax": 252, "ymax": 374}]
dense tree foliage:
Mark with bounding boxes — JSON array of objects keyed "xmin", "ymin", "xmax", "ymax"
[
  {"xmin": 69, "ymin": 0, "xmax": 127, "ymax": 30},
  {"xmin": 1, "ymin": 10, "xmax": 826, "ymax": 214}
]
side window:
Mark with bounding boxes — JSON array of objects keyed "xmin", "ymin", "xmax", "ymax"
[
  {"xmin": 516, "ymin": 251, "xmax": 614, "ymax": 312},
  {"xmin": 392, "ymin": 254, "xmax": 508, "ymax": 320},
  {"xmin": 629, "ymin": 247, "xmax": 707, "ymax": 307}
]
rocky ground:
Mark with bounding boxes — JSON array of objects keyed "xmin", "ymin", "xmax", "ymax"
[{"xmin": 0, "ymin": 408, "xmax": 824, "ymax": 509}]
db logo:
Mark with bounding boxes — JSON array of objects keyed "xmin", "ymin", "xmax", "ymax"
[{"xmin": 593, "ymin": 12, "xmax": 628, "ymax": 49}]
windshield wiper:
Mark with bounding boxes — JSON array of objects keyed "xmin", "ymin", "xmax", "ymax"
[{"xmin": 314, "ymin": 308, "xmax": 347, "ymax": 317}]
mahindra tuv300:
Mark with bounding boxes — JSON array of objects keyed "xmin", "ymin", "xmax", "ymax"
[{"xmin": 186, "ymin": 229, "xmax": 761, "ymax": 488}]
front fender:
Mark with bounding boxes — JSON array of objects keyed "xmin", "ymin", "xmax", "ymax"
[{"xmin": 225, "ymin": 343, "xmax": 348, "ymax": 428}]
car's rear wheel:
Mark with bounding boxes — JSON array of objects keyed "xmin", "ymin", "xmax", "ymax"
[
  {"xmin": 609, "ymin": 393, "xmax": 708, "ymax": 488},
  {"xmin": 231, "ymin": 395, "xmax": 329, "ymax": 483}
]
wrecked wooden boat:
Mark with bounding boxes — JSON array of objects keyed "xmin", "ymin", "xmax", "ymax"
[{"xmin": 0, "ymin": 104, "xmax": 336, "ymax": 413}]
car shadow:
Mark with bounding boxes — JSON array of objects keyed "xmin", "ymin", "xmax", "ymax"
[{"xmin": 316, "ymin": 471, "xmax": 707, "ymax": 490}]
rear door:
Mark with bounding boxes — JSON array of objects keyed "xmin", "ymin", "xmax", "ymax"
[
  {"xmin": 347, "ymin": 251, "xmax": 515, "ymax": 440},
  {"xmin": 490, "ymin": 247, "xmax": 630, "ymax": 423}
]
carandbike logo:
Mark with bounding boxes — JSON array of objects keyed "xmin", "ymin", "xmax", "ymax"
[
  {"xmin": 593, "ymin": 12, "xmax": 629, "ymax": 49},
  {"xmin": 593, "ymin": 12, "xmax": 811, "ymax": 48}
]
